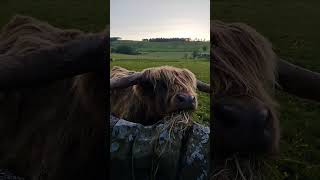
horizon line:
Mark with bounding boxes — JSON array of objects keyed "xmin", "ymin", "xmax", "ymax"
[{"xmin": 110, "ymin": 35, "xmax": 210, "ymax": 41}]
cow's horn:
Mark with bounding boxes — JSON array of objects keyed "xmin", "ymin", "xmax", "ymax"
[
  {"xmin": 197, "ymin": 80, "xmax": 211, "ymax": 93},
  {"xmin": 110, "ymin": 72, "xmax": 143, "ymax": 89},
  {"xmin": 278, "ymin": 58, "xmax": 320, "ymax": 102}
]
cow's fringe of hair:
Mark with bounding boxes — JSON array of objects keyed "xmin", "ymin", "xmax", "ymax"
[
  {"xmin": 139, "ymin": 66, "xmax": 197, "ymax": 96},
  {"xmin": 211, "ymin": 20, "xmax": 280, "ymax": 179},
  {"xmin": 0, "ymin": 15, "xmax": 106, "ymax": 178},
  {"xmin": 0, "ymin": 15, "xmax": 83, "ymax": 56}
]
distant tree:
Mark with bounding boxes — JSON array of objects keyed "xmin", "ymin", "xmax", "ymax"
[
  {"xmin": 147, "ymin": 37, "xmax": 190, "ymax": 42},
  {"xmin": 183, "ymin": 53, "xmax": 188, "ymax": 59},
  {"xmin": 202, "ymin": 46, "xmax": 207, "ymax": 52},
  {"xmin": 111, "ymin": 47, "xmax": 116, "ymax": 53},
  {"xmin": 114, "ymin": 45, "xmax": 138, "ymax": 55},
  {"xmin": 192, "ymin": 49, "xmax": 200, "ymax": 59}
]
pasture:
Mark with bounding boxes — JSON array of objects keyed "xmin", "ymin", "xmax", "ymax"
[{"xmin": 213, "ymin": 0, "xmax": 320, "ymax": 179}]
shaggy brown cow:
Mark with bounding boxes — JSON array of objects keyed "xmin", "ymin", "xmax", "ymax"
[
  {"xmin": 212, "ymin": 20, "xmax": 280, "ymax": 156},
  {"xmin": 0, "ymin": 16, "xmax": 107, "ymax": 180},
  {"xmin": 110, "ymin": 66, "xmax": 210, "ymax": 125},
  {"xmin": 211, "ymin": 20, "xmax": 320, "ymax": 179}
]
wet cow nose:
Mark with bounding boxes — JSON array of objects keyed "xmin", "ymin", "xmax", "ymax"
[
  {"xmin": 176, "ymin": 94, "xmax": 195, "ymax": 103},
  {"xmin": 215, "ymin": 103, "xmax": 268, "ymax": 128},
  {"xmin": 213, "ymin": 99, "xmax": 272, "ymax": 154},
  {"xmin": 176, "ymin": 94, "xmax": 195, "ymax": 104}
]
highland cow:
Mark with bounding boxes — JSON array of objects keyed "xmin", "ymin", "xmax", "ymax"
[
  {"xmin": 0, "ymin": 15, "xmax": 107, "ymax": 180},
  {"xmin": 211, "ymin": 20, "xmax": 279, "ymax": 155},
  {"xmin": 211, "ymin": 20, "xmax": 320, "ymax": 179},
  {"xmin": 110, "ymin": 66, "xmax": 210, "ymax": 125}
]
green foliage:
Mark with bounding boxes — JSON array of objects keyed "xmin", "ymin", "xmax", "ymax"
[
  {"xmin": 184, "ymin": 53, "xmax": 189, "ymax": 59},
  {"xmin": 202, "ymin": 45, "xmax": 207, "ymax": 52},
  {"xmin": 113, "ymin": 45, "xmax": 139, "ymax": 55},
  {"xmin": 111, "ymin": 40, "xmax": 209, "ymax": 53},
  {"xmin": 192, "ymin": 49, "xmax": 200, "ymax": 59}
]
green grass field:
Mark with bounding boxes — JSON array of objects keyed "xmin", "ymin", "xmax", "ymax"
[
  {"xmin": 112, "ymin": 52, "xmax": 195, "ymax": 60},
  {"xmin": 214, "ymin": 0, "xmax": 320, "ymax": 179}
]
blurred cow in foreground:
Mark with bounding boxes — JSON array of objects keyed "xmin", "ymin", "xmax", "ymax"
[
  {"xmin": 212, "ymin": 20, "xmax": 280, "ymax": 155},
  {"xmin": 0, "ymin": 15, "xmax": 108, "ymax": 180},
  {"xmin": 211, "ymin": 20, "xmax": 320, "ymax": 179}
]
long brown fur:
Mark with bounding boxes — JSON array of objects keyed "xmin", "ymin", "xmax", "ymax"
[
  {"xmin": 211, "ymin": 20, "xmax": 280, "ymax": 179},
  {"xmin": 0, "ymin": 15, "xmax": 106, "ymax": 180},
  {"xmin": 110, "ymin": 66, "xmax": 197, "ymax": 125}
]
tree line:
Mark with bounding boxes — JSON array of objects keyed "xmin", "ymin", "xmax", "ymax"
[{"xmin": 142, "ymin": 38, "xmax": 191, "ymax": 42}]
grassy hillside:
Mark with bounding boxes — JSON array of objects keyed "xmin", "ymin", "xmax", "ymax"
[
  {"xmin": 111, "ymin": 40, "xmax": 209, "ymax": 62},
  {"xmin": 111, "ymin": 40, "xmax": 209, "ymax": 52},
  {"xmin": 213, "ymin": 0, "xmax": 320, "ymax": 179}
]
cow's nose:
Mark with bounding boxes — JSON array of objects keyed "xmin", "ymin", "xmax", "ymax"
[
  {"xmin": 176, "ymin": 94, "xmax": 196, "ymax": 108},
  {"xmin": 214, "ymin": 99, "xmax": 272, "ymax": 154},
  {"xmin": 215, "ymin": 103, "xmax": 268, "ymax": 128}
]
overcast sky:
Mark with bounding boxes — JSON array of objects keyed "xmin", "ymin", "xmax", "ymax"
[{"xmin": 111, "ymin": 0, "xmax": 210, "ymax": 41}]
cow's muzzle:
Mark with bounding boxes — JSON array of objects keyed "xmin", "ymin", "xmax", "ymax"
[
  {"xmin": 213, "ymin": 96, "xmax": 275, "ymax": 155},
  {"xmin": 175, "ymin": 93, "xmax": 197, "ymax": 111}
]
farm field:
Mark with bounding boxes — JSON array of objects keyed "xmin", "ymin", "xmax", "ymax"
[{"xmin": 214, "ymin": 0, "xmax": 320, "ymax": 179}]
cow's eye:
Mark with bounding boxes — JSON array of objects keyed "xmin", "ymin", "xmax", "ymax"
[
  {"xmin": 140, "ymin": 81, "xmax": 155, "ymax": 96},
  {"xmin": 141, "ymin": 81, "xmax": 153, "ymax": 90},
  {"xmin": 156, "ymin": 81, "xmax": 167, "ymax": 91}
]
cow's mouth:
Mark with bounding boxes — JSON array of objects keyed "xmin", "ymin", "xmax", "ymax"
[
  {"xmin": 174, "ymin": 99, "xmax": 197, "ymax": 112},
  {"xmin": 178, "ymin": 102, "xmax": 196, "ymax": 111}
]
